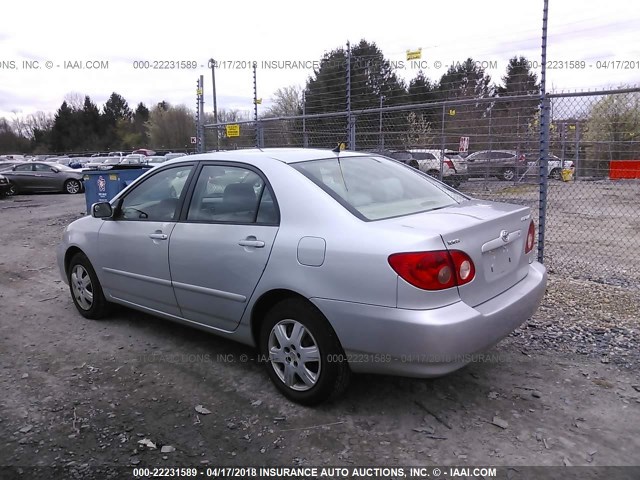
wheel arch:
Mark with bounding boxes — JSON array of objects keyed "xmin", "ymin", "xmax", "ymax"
[
  {"xmin": 64, "ymin": 246, "xmax": 86, "ymax": 278},
  {"xmin": 250, "ymin": 289, "xmax": 323, "ymax": 348}
]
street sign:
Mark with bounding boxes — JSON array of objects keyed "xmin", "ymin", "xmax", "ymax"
[
  {"xmin": 406, "ymin": 48, "xmax": 422, "ymax": 60},
  {"xmin": 459, "ymin": 136, "xmax": 470, "ymax": 153},
  {"xmin": 226, "ymin": 124, "xmax": 240, "ymax": 137},
  {"xmin": 190, "ymin": 136, "xmax": 197, "ymax": 144}
]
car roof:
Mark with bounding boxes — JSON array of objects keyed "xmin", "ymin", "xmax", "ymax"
[{"xmin": 164, "ymin": 148, "xmax": 369, "ymax": 166}]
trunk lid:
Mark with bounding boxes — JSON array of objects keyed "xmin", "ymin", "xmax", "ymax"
[{"xmin": 382, "ymin": 199, "xmax": 533, "ymax": 307}]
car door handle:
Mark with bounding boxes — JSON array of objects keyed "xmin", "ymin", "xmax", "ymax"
[
  {"xmin": 238, "ymin": 238, "xmax": 265, "ymax": 248},
  {"xmin": 148, "ymin": 233, "xmax": 168, "ymax": 240}
]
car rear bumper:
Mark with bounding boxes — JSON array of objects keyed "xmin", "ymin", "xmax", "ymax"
[{"xmin": 312, "ymin": 261, "xmax": 547, "ymax": 377}]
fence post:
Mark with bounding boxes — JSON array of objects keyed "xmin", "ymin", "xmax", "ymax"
[
  {"xmin": 439, "ymin": 103, "xmax": 446, "ymax": 181},
  {"xmin": 379, "ymin": 96, "xmax": 384, "ymax": 150},
  {"xmin": 253, "ymin": 61, "xmax": 259, "ymax": 148},
  {"xmin": 346, "ymin": 41, "xmax": 352, "ymax": 149},
  {"xmin": 302, "ymin": 92, "xmax": 309, "ymax": 148},
  {"xmin": 537, "ymin": 0, "xmax": 550, "ymax": 264},
  {"xmin": 574, "ymin": 121, "xmax": 580, "ymax": 180}
]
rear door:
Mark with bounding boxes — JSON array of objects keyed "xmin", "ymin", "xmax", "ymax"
[{"xmin": 168, "ymin": 163, "xmax": 279, "ymax": 331}]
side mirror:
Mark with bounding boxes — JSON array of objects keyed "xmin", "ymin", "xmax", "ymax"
[{"xmin": 92, "ymin": 202, "xmax": 113, "ymax": 218}]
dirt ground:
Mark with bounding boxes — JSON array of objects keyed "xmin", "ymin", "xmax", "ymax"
[{"xmin": 0, "ymin": 193, "xmax": 639, "ymax": 478}]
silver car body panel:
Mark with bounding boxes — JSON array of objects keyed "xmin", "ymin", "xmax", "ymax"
[{"xmin": 58, "ymin": 148, "xmax": 547, "ymax": 377}]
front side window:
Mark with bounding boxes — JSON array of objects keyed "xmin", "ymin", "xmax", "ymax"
[
  {"xmin": 293, "ymin": 156, "xmax": 466, "ymax": 221},
  {"xmin": 118, "ymin": 165, "xmax": 193, "ymax": 221}
]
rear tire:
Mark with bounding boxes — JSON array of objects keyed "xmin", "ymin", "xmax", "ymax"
[
  {"xmin": 426, "ymin": 169, "xmax": 440, "ymax": 179},
  {"xmin": 259, "ymin": 298, "xmax": 351, "ymax": 405},
  {"xmin": 64, "ymin": 179, "xmax": 82, "ymax": 194},
  {"xmin": 67, "ymin": 252, "xmax": 110, "ymax": 319}
]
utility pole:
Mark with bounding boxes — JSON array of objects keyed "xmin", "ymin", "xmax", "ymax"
[{"xmin": 208, "ymin": 59, "xmax": 219, "ymax": 151}]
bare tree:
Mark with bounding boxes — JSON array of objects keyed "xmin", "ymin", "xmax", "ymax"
[
  {"xmin": 147, "ymin": 104, "xmax": 196, "ymax": 150},
  {"xmin": 63, "ymin": 92, "xmax": 86, "ymax": 110},
  {"xmin": 264, "ymin": 85, "xmax": 303, "ymax": 118}
]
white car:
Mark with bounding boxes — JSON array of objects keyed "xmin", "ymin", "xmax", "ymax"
[{"xmin": 526, "ymin": 155, "xmax": 574, "ymax": 180}]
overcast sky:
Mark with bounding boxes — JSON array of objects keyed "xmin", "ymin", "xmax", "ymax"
[{"xmin": 1, "ymin": 0, "xmax": 639, "ymax": 119}]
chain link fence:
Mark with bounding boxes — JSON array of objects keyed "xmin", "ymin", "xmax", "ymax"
[{"xmin": 204, "ymin": 88, "xmax": 640, "ymax": 291}]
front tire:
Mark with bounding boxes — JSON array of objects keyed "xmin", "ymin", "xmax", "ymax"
[
  {"xmin": 500, "ymin": 167, "xmax": 516, "ymax": 181},
  {"xmin": 6, "ymin": 184, "xmax": 17, "ymax": 196},
  {"xmin": 549, "ymin": 168, "xmax": 561, "ymax": 180},
  {"xmin": 68, "ymin": 252, "xmax": 110, "ymax": 319},
  {"xmin": 65, "ymin": 179, "xmax": 82, "ymax": 194},
  {"xmin": 259, "ymin": 299, "xmax": 350, "ymax": 405}
]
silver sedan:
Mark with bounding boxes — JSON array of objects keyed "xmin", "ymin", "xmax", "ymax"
[{"xmin": 57, "ymin": 149, "xmax": 547, "ymax": 405}]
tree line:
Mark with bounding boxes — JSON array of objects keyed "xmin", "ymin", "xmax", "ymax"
[{"xmin": 1, "ymin": 39, "xmax": 638, "ymax": 162}]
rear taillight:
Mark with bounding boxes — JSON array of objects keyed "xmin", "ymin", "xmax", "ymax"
[
  {"xmin": 525, "ymin": 220, "xmax": 535, "ymax": 254},
  {"xmin": 444, "ymin": 159, "xmax": 455, "ymax": 170},
  {"xmin": 388, "ymin": 250, "xmax": 475, "ymax": 291}
]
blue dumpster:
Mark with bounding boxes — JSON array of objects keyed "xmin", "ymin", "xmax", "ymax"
[{"xmin": 83, "ymin": 165, "xmax": 153, "ymax": 214}]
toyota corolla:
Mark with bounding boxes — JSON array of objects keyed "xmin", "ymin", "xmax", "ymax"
[{"xmin": 57, "ymin": 148, "xmax": 547, "ymax": 405}]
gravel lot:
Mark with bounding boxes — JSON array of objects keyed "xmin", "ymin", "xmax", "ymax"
[{"xmin": 0, "ymin": 191, "xmax": 638, "ymax": 478}]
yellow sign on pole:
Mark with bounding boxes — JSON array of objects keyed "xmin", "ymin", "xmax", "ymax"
[
  {"xmin": 226, "ymin": 124, "xmax": 240, "ymax": 137},
  {"xmin": 406, "ymin": 48, "xmax": 422, "ymax": 60},
  {"xmin": 253, "ymin": 98, "xmax": 262, "ymax": 105}
]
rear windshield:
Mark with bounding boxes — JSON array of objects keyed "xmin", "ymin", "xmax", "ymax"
[{"xmin": 292, "ymin": 156, "xmax": 466, "ymax": 221}]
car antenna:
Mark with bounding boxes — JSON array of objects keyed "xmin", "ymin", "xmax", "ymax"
[{"xmin": 332, "ymin": 142, "xmax": 347, "ymax": 154}]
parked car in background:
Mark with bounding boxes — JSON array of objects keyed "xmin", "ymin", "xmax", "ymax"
[
  {"xmin": 0, "ymin": 154, "xmax": 26, "ymax": 162},
  {"xmin": 55, "ymin": 157, "xmax": 89, "ymax": 168},
  {"xmin": 3, "ymin": 162, "xmax": 84, "ymax": 195},
  {"xmin": 408, "ymin": 149, "xmax": 468, "ymax": 187},
  {"xmin": 84, "ymin": 157, "xmax": 123, "ymax": 169},
  {"xmin": 132, "ymin": 148, "xmax": 156, "ymax": 156},
  {"xmin": 164, "ymin": 152, "xmax": 187, "ymax": 161},
  {"xmin": 522, "ymin": 154, "xmax": 575, "ymax": 180},
  {"xmin": 465, "ymin": 150, "xmax": 527, "ymax": 181},
  {"xmin": 120, "ymin": 154, "xmax": 148, "ymax": 165},
  {"xmin": 0, "ymin": 161, "xmax": 23, "ymax": 172},
  {"xmin": 388, "ymin": 150, "xmax": 461, "ymax": 186},
  {"xmin": 0, "ymin": 173, "xmax": 11, "ymax": 196},
  {"xmin": 147, "ymin": 156, "xmax": 168, "ymax": 165},
  {"xmin": 547, "ymin": 155, "xmax": 574, "ymax": 180},
  {"xmin": 107, "ymin": 151, "xmax": 125, "ymax": 158},
  {"xmin": 57, "ymin": 148, "xmax": 546, "ymax": 405}
]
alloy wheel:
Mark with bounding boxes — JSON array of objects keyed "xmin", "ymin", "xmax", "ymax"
[
  {"xmin": 70, "ymin": 264, "xmax": 94, "ymax": 310},
  {"xmin": 267, "ymin": 319, "xmax": 321, "ymax": 391}
]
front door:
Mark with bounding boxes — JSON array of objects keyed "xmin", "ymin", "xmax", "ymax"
[{"xmin": 97, "ymin": 164, "xmax": 195, "ymax": 316}]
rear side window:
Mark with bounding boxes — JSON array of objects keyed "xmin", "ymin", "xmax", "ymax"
[
  {"xmin": 186, "ymin": 165, "xmax": 278, "ymax": 224},
  {"xmin": 292, "ymin": 156, "xmax": 465, "ymax": 221}
]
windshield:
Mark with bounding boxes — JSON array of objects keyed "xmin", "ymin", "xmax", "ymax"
[{"xmin": 292, "ymin": 155, "xmax": 466, "ymax": 221}]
